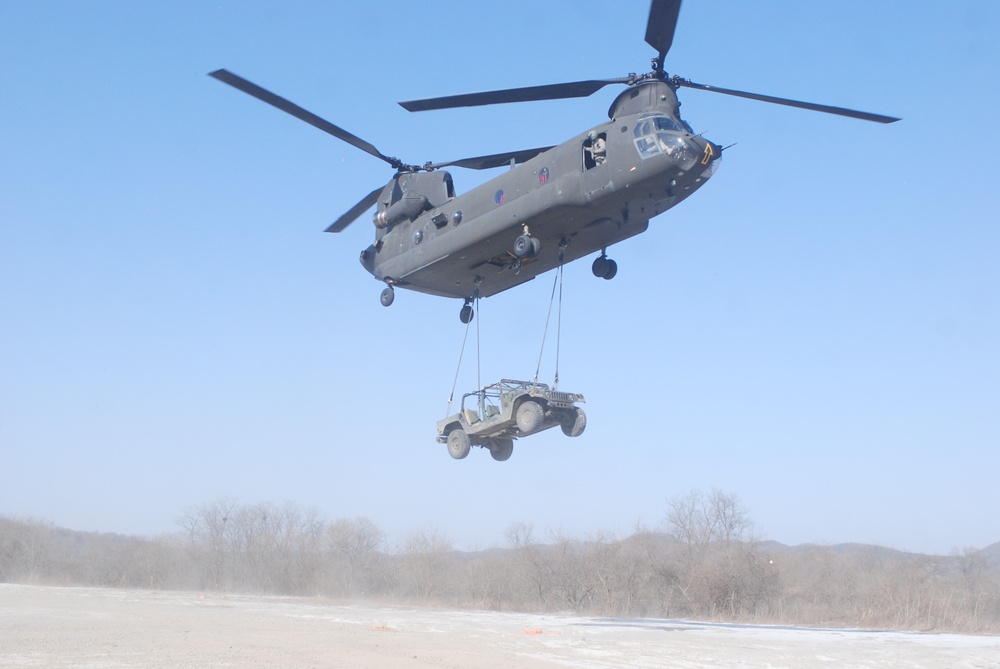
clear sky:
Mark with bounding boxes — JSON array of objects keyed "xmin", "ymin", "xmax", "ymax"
[{"xmin": 2, "ymin": 1, "xmax": 997, "ymax": 556}]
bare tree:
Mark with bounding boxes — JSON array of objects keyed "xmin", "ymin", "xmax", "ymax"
[
  {"xmin": 546, "ymin": 531, "xmax": 595, "ymax": 612},
  {"xmin": 588, "ymin": 529, "xmax": 651, "ymax": 616},
  {"xmin": 400, "ymin": 527, "xmax": 453, "ymax": 601},
  {"xmin": 177, "ymin": 497, "xmax": 237, "ymax": 590},
  {"xmin": 0, "ymin": 516, "xmax": 54, "ymax": 582},
  {"xmin": 458, "ymin": 543, "xmax": 516, "ymax": 610},
  {"xmin": 668, "ymin": 488, "xmax": 753, "ymax": 551},
  {"xmin": 326, "ymin": 517, "xmax": 385, "ymax": 597},
  {"xmin": 664, "ymin": 489, "xmax": 776, "ymax": 619},
  {"xmin": 504, "ymin": 522, "xmax": 550, "ymax": 609}
]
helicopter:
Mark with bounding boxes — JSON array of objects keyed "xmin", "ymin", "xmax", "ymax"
[{"xmin": 210, "ymin": 0, "xmax": 898, "ymax": 324}]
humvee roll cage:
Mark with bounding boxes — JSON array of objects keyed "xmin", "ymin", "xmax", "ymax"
[
  {"xmin": 462, "ymin": 379, "xmax": 551, "ymax": 411},
  {"xmin": 466, "ymin": 378, "xmax": 581, "ymax": 405}
]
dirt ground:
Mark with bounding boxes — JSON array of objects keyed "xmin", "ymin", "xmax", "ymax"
[{"xmin": 1, "ymin": 584, "xmax": 997, "ymax": 668}]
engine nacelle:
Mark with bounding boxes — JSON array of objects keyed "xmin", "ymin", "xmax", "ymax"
[{"xmin": 374, "ymin": 194, "xmax": 429, "ymax": 228}]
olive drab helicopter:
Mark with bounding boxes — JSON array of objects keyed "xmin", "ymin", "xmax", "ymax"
[{"xmin": 210, "ymin": 0, "xmax": 898, "ymax": 324}]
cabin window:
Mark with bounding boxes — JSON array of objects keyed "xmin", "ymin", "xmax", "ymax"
[{"xmin": 583, "ymin": 132, "xmax": 607, "ymax": 170}]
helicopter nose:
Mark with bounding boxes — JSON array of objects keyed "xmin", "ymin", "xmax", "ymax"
[
  {"xmin": 698, "ymin": 139, "xmax": 723, "ymax": 178},
  {"xmin": 701, "ymin": 139, "xmax": 721, "ymax": 165}
]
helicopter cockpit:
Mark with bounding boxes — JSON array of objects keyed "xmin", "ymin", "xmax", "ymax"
[{"xmin": 632, "ymin": 113, "xmax": 699, "ymax": 169}]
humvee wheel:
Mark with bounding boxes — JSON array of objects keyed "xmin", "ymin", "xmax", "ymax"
[
  {"xmin": 447, "ymin": 429, "xmax": 471, "ymax": 459},
  {"xmin": 490, "ymin": 439, "xmax": 514, "ymax": 462},
  {"xmin": 561, "ymin": 407, "xmax": 587, "ymax": 437},
  {"xmin": 516, "ymin": 400, "xmax": 544, "ymax": 433}
]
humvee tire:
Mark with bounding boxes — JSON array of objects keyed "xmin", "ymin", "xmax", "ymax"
[
  {"xmin": 447, "ymin": 429, "xmax": 471, "ymax": 459},
  {"xmin": 561, "ymin": 407, "xmax": 587, "ymax": 437},
  {"xmin": 516, "ymin": 400, "xmax": 544, "ymax": 433},
  {"xmin": 490, "ymin": 439, "xmax": 514, "ymax": 462}
]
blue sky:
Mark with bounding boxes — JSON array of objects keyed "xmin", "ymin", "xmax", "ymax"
[{"xmin": 2, "ymin": 1, "xmax": 997, "ymax": 555}]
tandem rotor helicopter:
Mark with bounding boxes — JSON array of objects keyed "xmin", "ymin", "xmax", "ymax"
[{"xmin": 210, "ymin": 0, "xmax": 898, "ymax": 324}]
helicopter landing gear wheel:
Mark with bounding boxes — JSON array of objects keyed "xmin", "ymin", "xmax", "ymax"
[
  {"xmin": 514, "ymin": 234, "xmax": 541, "ymax": 258},
  {"xmin": 592, "ymin": 254, "xmax": 617, "ymax": 280},
  {"xmin": 513, "ymin": 235, "xmax": 531, "ymax": 257},
  {"xmin": 380, "ymin": 285, "xmax": 395, "ymax": 307},
  {"xmin": 459, "ymin": 302, "xmax": 474, "ymax": 324}
]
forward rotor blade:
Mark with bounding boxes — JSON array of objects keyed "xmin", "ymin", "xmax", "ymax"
[
  {"xmin": 645, "ymin": 0, "xmax": 682, "ymax": 67},
  {"xmin": 209, "ymin": 69, "xmax": 401, "ymax": 166},
  {"xmin": 676, "ymin": 78, "xmax": 901, "ymax": 124},
  {"xmin": 430, "ymin": 146, "xmax": 555, "ymax": 171},
  {"xmin": 399, "ymin": 78, "xmax": 630, "ymax": 112},
  {"xmin": 325, "ymin": 186, "xmax": 383, "ymax": 233}
]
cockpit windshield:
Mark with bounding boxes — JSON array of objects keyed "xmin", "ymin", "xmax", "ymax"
[
  {"xmin": 632, "ymin": 114, "xmax": 698, "ymax": 169},
  {"xmin": 633, "ymin": 114, "xmax": 693, "ymax": 157}
]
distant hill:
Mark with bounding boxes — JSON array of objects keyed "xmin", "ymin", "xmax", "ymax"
[{"xmin": 978, "ymin": 542, "xmax": 1000, "ymax": 568}]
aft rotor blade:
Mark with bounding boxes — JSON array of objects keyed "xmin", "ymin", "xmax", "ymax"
[
  {"xmin": 430, "ymin": 146, "xmax": 555, "ymax": 171},
  {"xmin": 399, "ymin": 78, "xmax": 630, "ymax": 112},
  {"xmin": 645, "ymin": 0, "xmax": 683, "ymax": 68},
  {"xmin": 676, "ymin": 78, "xmax": 901, "ymax": 124},
  {"xmin": 209, "ymin": 69, "xmax": 403, "ymax": 166},
  {"xmin": 325, "ymin": 186, "xmax": 383, "ymax": 233}
]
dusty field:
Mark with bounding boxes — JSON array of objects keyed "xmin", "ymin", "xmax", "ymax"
[{"xmin": 1, "ymin": 584, "xmax": 997, "ymax": 668}]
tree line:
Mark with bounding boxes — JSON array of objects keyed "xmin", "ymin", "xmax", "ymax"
[{"xmin": 2, "ymin": 490, "xmax": 997, "ymax": 634}]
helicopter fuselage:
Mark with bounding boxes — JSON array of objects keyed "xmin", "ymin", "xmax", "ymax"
[
  {"xmin": 361, "ymin": 81, "xmax": 722, "ymax": 301},
  {"xmin": 210, "ymin": 1, "xmax": 897, "ymax": 316}
]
